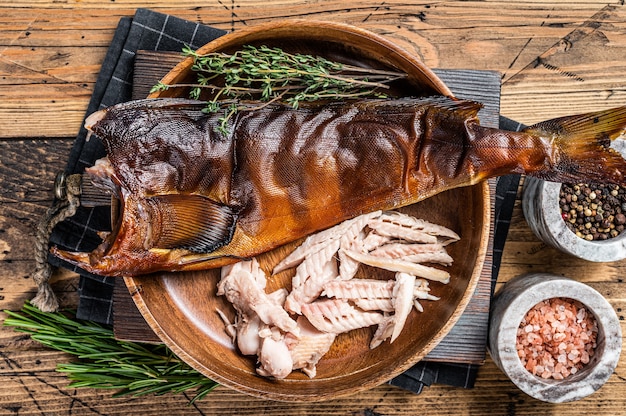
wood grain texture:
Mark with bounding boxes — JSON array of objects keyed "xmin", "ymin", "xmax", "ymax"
[
  {"xmin": 1, "ymin": 1, "xmax": 625, "ymax": 414},
  {"xmin": 1, "ymin": 1, "xmax": 625, "ymax": 137}
]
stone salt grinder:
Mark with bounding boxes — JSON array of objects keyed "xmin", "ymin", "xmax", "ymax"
[{"xmin": 489, "ymin": 273, "xmax": 622, "ymax": 403}]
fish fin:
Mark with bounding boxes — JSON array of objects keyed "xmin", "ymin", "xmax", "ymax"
[
  {"xmin": 149, "ymin": 194, "xmax": 237, "ymax": 253},
  {"xmin": 523, "ymin": 106, "xmax": 626, "ymax": 184},
  {"xmin": 421, "ymin": 96, "xmax": 483, "ymax": 120}
]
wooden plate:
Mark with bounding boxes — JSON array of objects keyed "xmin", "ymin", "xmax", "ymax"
[{"xmin": 126, "ymin": 20, "xmax": 490, "ymax": 401}]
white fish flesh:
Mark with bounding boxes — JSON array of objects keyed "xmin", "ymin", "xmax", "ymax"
[
  {"xmin": 284, "ymin": 242, "xmax": 339, "ymax": 315},
  {"xmin": 301, "ymin": 299, "xmax": 384, "ymax": 333},
  {"xmin": 343, "ymin": 249, "xmax": 450, "ymax": 283},
  {"xmin": 285, "ymin": 317, "xmax": 336, "ymax": 378},
  {"xmin": 217, "ymin": 259, "xmax": 298, "ymax": 335},
  {"xmin": 216, "ymin": 211, "xmax": 456, "ymax": 379},
  {"xmin": 321, "ymin": 279, "xmax": 395, "ymax": 300}
]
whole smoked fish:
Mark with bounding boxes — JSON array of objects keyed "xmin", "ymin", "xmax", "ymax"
[{"xmin": 52, "ymin": 97, "xmax": 626, "ymax": 276}]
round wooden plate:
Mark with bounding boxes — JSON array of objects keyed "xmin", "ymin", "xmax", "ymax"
[{"xmin": 126, "ymin": 20, "xmax": 490, "ymax": 401}]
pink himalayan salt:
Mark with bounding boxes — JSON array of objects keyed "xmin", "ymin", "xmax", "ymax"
[{"xmin": 516, "ymin": 297, "xmax": 598, "ymax": 380}]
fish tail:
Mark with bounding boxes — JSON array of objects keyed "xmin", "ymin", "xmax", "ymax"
[{"xmin": 523, "ymin": 106, "xmax": 626, "ymax": 184}]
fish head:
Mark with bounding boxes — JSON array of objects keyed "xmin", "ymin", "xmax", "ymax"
[
  {"xmin": 52, "ymin": 159, "xmax": 241, "ymax": 277},
  {"xmin": 84, "ymin": 99, "xmax": 177, "ymax": 144},
  {"xmin": 50, "ymin": 189, "xmax": 240, "ymax": 276},
  {"xmin": 51, "ymin": 99, "xmax": 242, "ymax": 276}
]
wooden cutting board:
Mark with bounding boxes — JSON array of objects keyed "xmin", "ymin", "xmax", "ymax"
[{"xmin": 112, "ymin": 50, "xmax": 499, "ymax": 365}]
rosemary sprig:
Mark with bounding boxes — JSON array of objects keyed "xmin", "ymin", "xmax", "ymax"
[
  {"xmin": 151, "ymin": 44, "xmax": 406, "ymax": 135},
  {"xmin": 3, "ymin": 302, "xmax": 218, "ymax": 403}
]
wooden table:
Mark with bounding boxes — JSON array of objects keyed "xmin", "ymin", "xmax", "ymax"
[{"xmin": 1, "ymin": 1, "xmax": 625, "ymax": 415}]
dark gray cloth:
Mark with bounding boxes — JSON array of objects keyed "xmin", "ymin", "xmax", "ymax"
[{"xmin": 48, "ymin": 8, "xmax": 522, "ymax": 393}]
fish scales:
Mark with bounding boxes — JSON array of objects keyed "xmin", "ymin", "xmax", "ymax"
[{"xmin": 52, "ymin": 97, "xmax": 626, "ymax": 277}]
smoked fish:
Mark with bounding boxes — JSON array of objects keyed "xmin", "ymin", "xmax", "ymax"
[{"xmin": 52, "ymin": 97, "xmax": 626, "ymax": 276}]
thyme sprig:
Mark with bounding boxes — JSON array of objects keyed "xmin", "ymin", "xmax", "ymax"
[
  {"xmin": 151, "ymin": 44, "xmax": 406, "ymax": 134},
  {"xmin": 3, "ymin": 302, "xmax": 217, "ymax": 403}
]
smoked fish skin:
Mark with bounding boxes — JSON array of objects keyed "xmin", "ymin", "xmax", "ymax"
[{"xmin": 51, "ymin": 97, "xmax": 626, "ymax": 276}]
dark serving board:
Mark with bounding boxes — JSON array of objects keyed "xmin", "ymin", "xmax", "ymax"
[{"xmin": 112, "ymin": 50, "xmax": 500, "ymax": 366}]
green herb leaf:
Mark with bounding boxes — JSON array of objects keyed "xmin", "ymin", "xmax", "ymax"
[
  {"xmin": 3, "ymin": 302, "xmax": 218, "ymax": 403},
  {"xmin": 152, "ymin": 44, "xmax": 406, "ymax": 135}
]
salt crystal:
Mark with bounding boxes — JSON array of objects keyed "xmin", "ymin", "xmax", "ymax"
[
  {"xmin": 581, "ymin": 351, "xmax": 590, "ymax": 364},
  {"xmin": 516, "ymin": 297, "xmax": 598, "ymax": 381}
]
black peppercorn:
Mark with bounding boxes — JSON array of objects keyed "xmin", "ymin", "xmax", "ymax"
[{"xmin": 560, "ymin": 183, "xmax": 626, "ymax": 241}]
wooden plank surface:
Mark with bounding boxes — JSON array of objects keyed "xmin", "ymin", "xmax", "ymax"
[
  {"xmin": 1, "ymin": 2, "xmax": 625, "ymax": 138},
  {"xmin": 1, "ymin": 1, "xmax": 626, "ymax": 415}
]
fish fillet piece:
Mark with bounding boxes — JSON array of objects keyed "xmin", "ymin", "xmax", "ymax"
[
  {"xmin": 285, "ymin": 317, "xmax": 336, "ymax": 378},
  {"xmin": 284, "ymin": 245, "xmax": 340, "ymax": 315},
  {"xmin": 289, "ymin": 239, "xmax": 340, "ymax": 289},
  {"xmin": 323, "ymin": 276, "xmax": 437, "ymax": 301},
  {"xmin": 51, "ymin": 97, "xmax": 626, "ymax": 277},
  {"xmin": 354, "ymin": 298, "xmax": 394, "ymax": 312},
  {"xmin": 230, "ymin": 288, "xmax": 288, "ymax": 356},
  {"xmin": 337, "ymin": 218, "xmax": 374, "ymax": 280},
  {"xmin": 359, "ymin": 232, "xmax": 392, "ymax": 253},
  {"xmin": 368, "ymin": 273, "xmax": 420, "ymax": 346},
  {"xmin": 256, "ymin": 336, "xmax": 293, "ymax": 379},
  {"xmin": 234, "ymin": 313, "xmax": 262, "ymax": 356},
  {"xmin": 323, "ymin": 277, "xmax": 438, "ymax": 314},
  {"xmin": 301, "ymin": 299, "xmax": 384, "ymax": 334},
  {"xmin": 391, "ymin": 273, "xmax": 417, "ymax": 342},
  {"xmin": 370, "ymin": 314, "xmax": 395, "ymax": 349},
  {"xmin": 374, "ymin": 211, "xmax": 460, "ymax": 244},
  {"xmin": 366, "ymin": 220, "xmax": 438, "ymax": 244},
  {"xmin": 273, "ymin": 211, "xmax": 381, "ymax": 275},
  {"xmin": 322, "ymin": 279, "xmax": 395, "ymax": 300},
  {"xmin": 338, "ymin": 245, "xmax": 361, "ymax": 281},
  {"xmin": 369, "ymin": 243, "xmax": 453, "ymax": 266},
  {"xmin": 343, "ymin": 249, "xmax": 450, "ymax": 283},
  {"xmin": 217, "ymin": 259, "xmax": 298, "ymax": 335},
  {"xmin": 414, "ymin": 279, "xmax": 439, "ymax": 301},
  {"xmin": 337, "ymin": 230, "xmax": 390, "ymax": 279}
]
